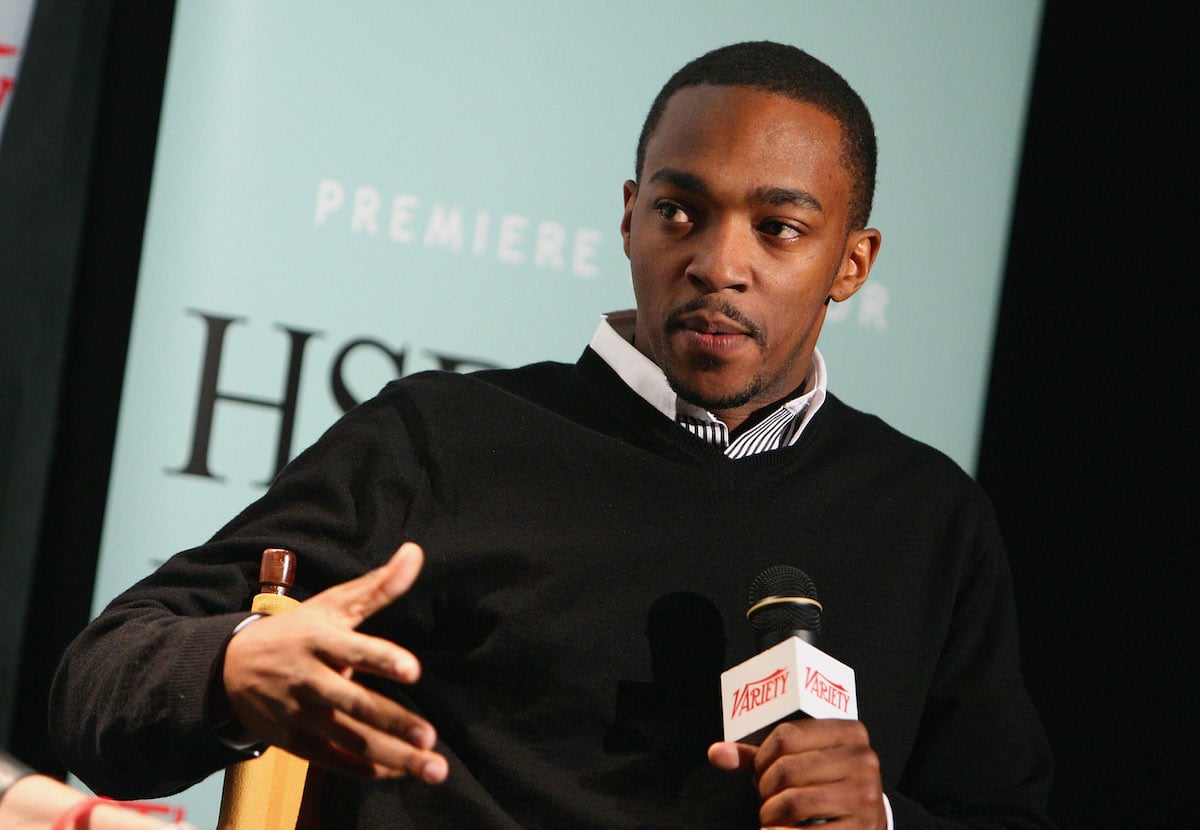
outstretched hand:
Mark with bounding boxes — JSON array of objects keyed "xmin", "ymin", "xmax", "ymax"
[
  {"xmin": 709, "ymin": 719, "xmax": 886, "ymax": 829},
  {"xmin": 219, "ymin": 542, "xmax": 448, "ymax": 783}
]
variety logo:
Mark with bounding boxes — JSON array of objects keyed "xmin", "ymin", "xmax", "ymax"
[
  {"xmin": 804, "ymin": 666, "xmax": 852, "ymax": 713},
  {"xmin": 730, "ymin": 668, "xmax": 789, "ymax": 719}
]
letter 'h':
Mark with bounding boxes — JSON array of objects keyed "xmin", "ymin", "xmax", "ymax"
[{"xmin": 172, "ymin": 311, "xmax": 319, "ymax": 485}]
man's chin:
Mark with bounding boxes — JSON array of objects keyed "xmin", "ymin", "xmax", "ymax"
[{"xmin": 665, "ymin": 372, "xmax": 763, "ymax": 414}]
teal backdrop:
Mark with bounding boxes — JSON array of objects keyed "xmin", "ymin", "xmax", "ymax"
[{"xmin": 85, "ymin": 3, "xmax": 1042, "ymax": 825}]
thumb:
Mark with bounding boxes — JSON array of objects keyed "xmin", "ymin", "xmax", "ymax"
[
  {"xmin": 310, "ymin": 541, "xmax": 425, "ymax": 627},
  {"xmin": 708, "ymin": 740, "xmax": 758, "ymax": 774}
]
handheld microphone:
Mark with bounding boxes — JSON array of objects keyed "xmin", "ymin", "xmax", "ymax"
[
  {"xmin": 747, "ymin": 564, "xmax": 822, "ymax": 648},
  {"xmin": 720, "ymin": 566, "xmax": 857, "ymax": 742}
]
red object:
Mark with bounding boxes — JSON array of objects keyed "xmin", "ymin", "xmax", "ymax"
[{"xmin": 52, "ymin": 795, "xmax": 187, "ymax": 829}]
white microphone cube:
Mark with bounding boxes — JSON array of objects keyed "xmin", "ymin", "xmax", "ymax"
[{"xmin": 720, "ymin": 636, "xmax": 858, "ymax": 743}]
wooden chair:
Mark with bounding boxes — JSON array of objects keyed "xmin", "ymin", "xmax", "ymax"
[{"xmin": 216, "ymin": 548, "xmax": 316, "ymax": 830}]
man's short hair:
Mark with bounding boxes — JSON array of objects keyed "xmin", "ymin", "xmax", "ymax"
[{"xmin": 635, "ymin": 41, "xmax": 877, "ymax": 231}]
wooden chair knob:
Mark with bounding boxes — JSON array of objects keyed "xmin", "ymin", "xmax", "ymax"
[{"xmin": 258, "ymin": 548, "xmax": 297, "ymax": 596}]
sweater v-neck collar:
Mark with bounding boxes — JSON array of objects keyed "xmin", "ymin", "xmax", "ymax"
[
  {"xmin": 574, "ymin": 347, "xmax": 832, "ymax": 486},
  {"xmin": 587, "ymin": 311, "xmax": 828, "ymax": 457}
]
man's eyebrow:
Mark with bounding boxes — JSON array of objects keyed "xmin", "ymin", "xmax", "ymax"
[
  {"xmin": 646, "ymin": 168, "xmax": 822, "ymax": 213},
  {"xmin": 753, "ymin": 185, "xmax": 823, "ymax": 213},
  {"xmin": 647, "ymin": 167, "xmax": 709, "ymax": 195}
]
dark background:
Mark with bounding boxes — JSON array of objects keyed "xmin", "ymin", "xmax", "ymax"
[{"xmin": 0, "ymin": 2, "xmax": 1193, "ymax": 826}]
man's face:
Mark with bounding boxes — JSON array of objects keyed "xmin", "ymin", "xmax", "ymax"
[{"xmin": 622, "ymin": 84, "xmax": 880, "ymax": 429}]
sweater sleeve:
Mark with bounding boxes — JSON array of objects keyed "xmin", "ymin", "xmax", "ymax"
[
  {"xmin": 888, "ymin": 503, "xmax": 1055, "ymax": 829},
  {"xmin": 48, "ymin": 386, "xmax": 420, "ymax": 798}
]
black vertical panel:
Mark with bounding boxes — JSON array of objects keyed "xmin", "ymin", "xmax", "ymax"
[
  {"xmin": 0, "ymin": 0, "xmax": 114, "ymax": 753},
  {"xmin": 4, "ymin": 0, "xmax": 176, "ymax": 774},
  {"xmin": 978, "ymin": 4, "xmax": 1195, "ymax": 826}
]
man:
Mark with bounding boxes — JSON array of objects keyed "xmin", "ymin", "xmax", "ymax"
[{"xmin": 51, "ymin": 42, "xmax": 1054, "ymax": 829}]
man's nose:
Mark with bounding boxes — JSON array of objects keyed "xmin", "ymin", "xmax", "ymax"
[{"xmin": 685, "ymin": 219, "xmax": 751, "ymax": 293}]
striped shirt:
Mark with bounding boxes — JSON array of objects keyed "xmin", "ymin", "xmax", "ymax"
[{"xmin": 589, "ymin": 310, "xmax": 827, "ymax": 459}]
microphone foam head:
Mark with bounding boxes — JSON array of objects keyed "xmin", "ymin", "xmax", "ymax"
[{"xmin": 747, "ymin": 565, "xmax": 822, "ymax": 642}]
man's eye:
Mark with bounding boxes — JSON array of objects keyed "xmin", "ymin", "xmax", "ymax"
[
  {"xmin": 760, "ymin": 219, "xmax": 803, "ymax": 240},
  {"xmin": 656, "ymin": 202, "xmax": 690, "ymax": 223}
]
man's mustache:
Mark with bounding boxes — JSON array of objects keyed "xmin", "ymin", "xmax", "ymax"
[{"xmin": 664, "ymin": 298, "xmax": 766, "ymax": 346}]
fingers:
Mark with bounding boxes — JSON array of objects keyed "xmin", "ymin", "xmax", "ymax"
[
  {"xmin": 297, "ymin": 661, "xmax": 436, "ymax": 751},
  {"xmin": 709, "ymin": 720, "xmax": 869, "ymax": 778},
  {"xmin": 310, "ymin": 542, "xmax": 426, "ymax": 628},
  {"xmin": 219, "ymin": 541, "xmax": 450, "ymax": 782},
  {"xmin": 311, "ymin": 625, "xmax": 424, "ymax": 685},
  {"xmin": 708, "ymin": 740, "xmax": 757, "ymax": 773},
  {"xmin": 283, "ymin": 728, "xmax": 442, "ymax": 782},
  {"xmin": 760, "ymin": 775, "xmax": 884, "ymax": 830},
  {"xmin": 285, "ymin": 693, "xmax": 448, "ymax": 783},
  {"xmin": 759, "ymin": 720, "xmax": 884, "ymax": 828},
  {"xmin": 233, "ymin": 650, "xmax": 447, "ymax": 781},
  {"xmin": 755, "ymin": 718, "xmax": 872, "ymax": 779},
  {"xmin": 713, "ymin": 720, "xmax": 887, "ymax": 830}
]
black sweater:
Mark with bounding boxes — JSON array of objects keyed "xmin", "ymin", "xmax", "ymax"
[{"xmin": 51, "ymin": 349, "xmax": 1054, "ymax": 829}]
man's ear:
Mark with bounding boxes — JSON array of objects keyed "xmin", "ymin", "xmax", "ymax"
[
  {"xmin": 621, "ymin": 180, "xmax": 637, "ymax": 258},
  {"xmin": 828, "ymin": 228, "xmax": 882, "ymax": 303}
]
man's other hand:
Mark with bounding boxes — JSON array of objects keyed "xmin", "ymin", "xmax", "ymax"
[{"xmin": 220, "ymin": 542, "xmax": 449, "ymax": 783}]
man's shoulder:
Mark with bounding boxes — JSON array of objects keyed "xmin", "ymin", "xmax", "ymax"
[
  {"xmin": 362, "ymin": 360, "xmax": 594, "ymax": 423},
  {"xmin": 819, "ymin": 393, "xmax": 978, "ymax": 488},
  {"xmin": 380, "ymin": 360, "xmax": 580, "ymax": 400}
]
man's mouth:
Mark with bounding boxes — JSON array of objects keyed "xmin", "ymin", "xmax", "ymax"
[
  {"xmin": 676, "ymin": 312, "xmax": 751, "ymax": 336},
  {"xmin": 665, "ymin": 299, "xmax": 764, "ymax": 346}
]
